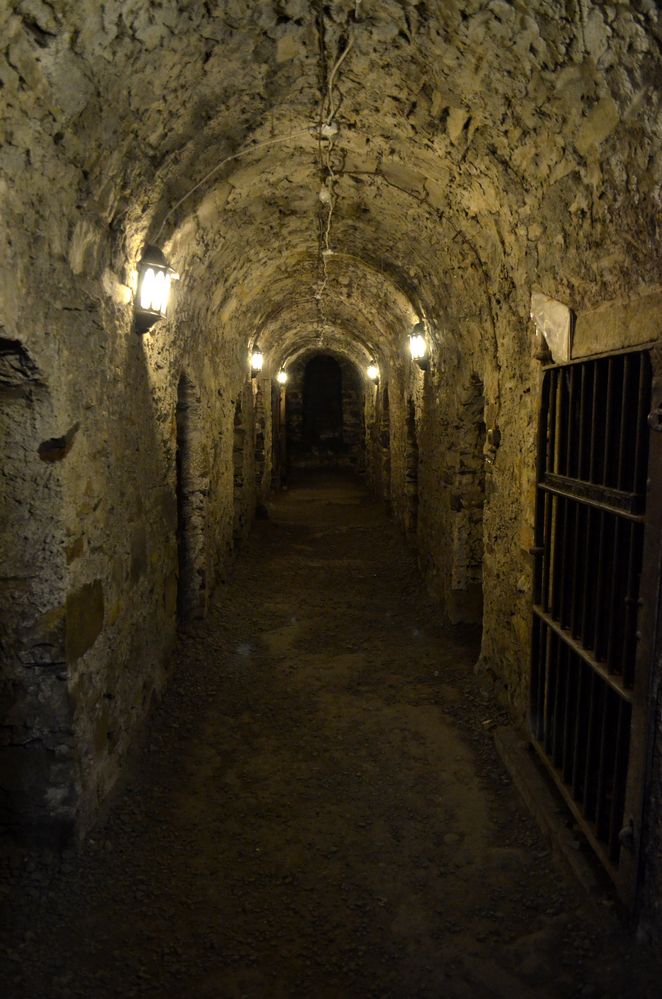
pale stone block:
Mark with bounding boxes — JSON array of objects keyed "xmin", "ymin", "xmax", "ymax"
[{"xmin": 530, "ymin": 291, "xmax": 572, "ymax": 363}]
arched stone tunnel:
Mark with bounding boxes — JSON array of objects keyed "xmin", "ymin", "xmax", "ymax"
[{"xmin": 1, "ymin": 0, "xmax": 662, "ymax": 992}]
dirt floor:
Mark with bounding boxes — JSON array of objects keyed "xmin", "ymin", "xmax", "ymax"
[{"xmin": 1, "ymin": 471, "xmax": 660, "ymax": 998}]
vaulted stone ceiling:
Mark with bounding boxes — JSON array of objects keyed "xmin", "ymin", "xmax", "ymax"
[{"xmin": 4, "ymin": 0, "xmax": 660, "ymax": 379}]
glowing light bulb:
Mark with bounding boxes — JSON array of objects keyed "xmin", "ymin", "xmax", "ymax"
[
  {"xmin": 152, "ymin": 269, "xmax": 165, "ymax": 312},
  {"xmin": 140, "ymin": 267, "xmax": 156, "ymax": 309},
  {"xmin": 408, "ymin": 322, "xmax": 428, "ymax": 367},
  {"xmin": 134, "ymin": 246, "xmax": 177, "ymax": 333},
  {"xmin": 367, "ymin": 361, "xmax": 379, "ymax": 382},
  {"xmin": 251, "ymin": 347, "xmax": 264, "ymax": 374},
  {"xmin": 276, "ymin": 369, "xmax": 288, "ymax": 385}
]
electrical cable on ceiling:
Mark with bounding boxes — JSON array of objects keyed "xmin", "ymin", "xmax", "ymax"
[
  {"xmin": 154, "ymin": 127, "xmax": 314, "ymax": 242},
  {"xmin": 314, "ymin": 18, "xmax": 356, "ymax": 321},
  {"xmin": 152, "ymin": 2, "xmax": 358, "ymax": 357}
]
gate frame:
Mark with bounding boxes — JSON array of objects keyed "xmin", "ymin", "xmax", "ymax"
[{"xmin": 529, "ymin": 341, "xmax": 662, "ymax": 909}]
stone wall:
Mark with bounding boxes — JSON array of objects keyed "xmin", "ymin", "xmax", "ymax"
[{"xmin": 1, "ymin": 0, "xmax": 662, "ymax": 941}]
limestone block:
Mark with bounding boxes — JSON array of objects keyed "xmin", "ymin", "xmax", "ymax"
[
  {"xmin": 530, "ymin": 291, "xmax": 572, "ymax": 363},
  {"xmin": 447, "ymin": 107, "xmax": 469, "ymax": 144},
  {"xmin": 276, "ymin": 29, "xmax": 305, "ymax": 63},
  {"xmin": 69, "ymin": 220, "xmax": 103, "ymax": 277},
  {"xmin": 7, "ymin": 34, "xmax": 43, "ymax": 92},
  {"xmin": 575, "ymin": 95, "xmax": 619, "ymax": 157},
  {"xmin": 573, "ymin": 288, "xmax": 662, "ymax": 358},
  {"xmin": 584, "ymin": 9, "xmax": 610, "ymax": 63}
]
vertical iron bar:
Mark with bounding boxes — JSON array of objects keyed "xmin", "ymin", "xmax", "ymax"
[
  {"xmin": 591, "ymin": 510, "xmax": 607, "ymax": 656},
  {"xmin": 549, "ymin": 368, "xmax": 559, "ymax": 475},
  {"xmin": 605, "ymin": 517, "xmax": 622, "ymax": 674},
  {"xmin": 571, "ymin": 657, "xmax": 586, "ymax": 801},
  {"xmin": 617, "ymin": 354, "xmax": 630, "ymax": 491},
  {"xmin": 565, "ymin": 367, "xmax": 575, "ymax": 477},
  {"xmin": 577, "ymin": 364, "xmax": 587, "ymax": 480},
  {"xmin": 594, "ymin": 686, "xmax": 615, "ymax": 840},
  {"xmin": 603, "ymin": 357, "xmax": 614, "ymax": 486},
  {"xmin": 607, "ymin": 698, "xmax": 630, "ymax": 863},
  {"xmin": 589, "ymin": 360, "xmax": 601, "ymax": 483},
  {"xmin": 583, "ymin": 672, "xmax": 601, "ymax": 821},
  {"xmin": 561, "ymin": 642, "xmax": 575, "ymax": 782},
  {"xmin": 569, "ymin": 501, "xmax": 582, "ymax": 637},
  {"xmin": 632, "ymin": 353, "xmax": 650, "ymax": 499},
  {"xmin": 544, "ymin": 629, "xmax": 556, "ymax": 753}
]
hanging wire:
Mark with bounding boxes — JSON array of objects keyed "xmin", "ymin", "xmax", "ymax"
[{"xmin": 154, "ymin": 128, "xmax": 313, "ymax": 242}]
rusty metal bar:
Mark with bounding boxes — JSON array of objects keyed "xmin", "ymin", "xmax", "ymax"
[
  {"xmin": 565, "ymin": 366, "xmax": 574, "ymax": 477},
  {"xmin": 594, "ymin": 684, "xmax": 616, "ymax": 841},
  {"xmin": 605, "ymin": 517, "xmax": 622, "ymax": 674},
  {"xmin": 533, "ymin": 605, "xmax": 633, "ymax": 703},
  {"xmin": 617, "ymin": 354, "xmax": 630, "ymax": 491},
  {"xmin": 589, "ymin": 360, "xmax": 602, "ymax": 483},
  {"xmin": 622, "ymin": 520, "xmax": 644, "ymax": 689},
  {"xmin": 570, "ymin": 654, "xmax": 587, "ymax": 800},
  {"xmin": 592, "ymin": 511, "xmax": 608, "ymax": 659},
  {"xmin": 607, "ymin": 697, "xmax": 630, "ymax": 862},
  {"xmin": 539, "ymin": 475, "xmax": 644, "ymax": 520},
  {"xmin": 580, "ymin": 507, "xmax": 599, "ymax": 648},
  {"xmin": 633, "ymin": 353, "xmax": 650, "ymax": 496},
  {"xmin": 577, "ymin": 364, "xmax": 587, "ymax": 480},
  {"xmin": 569, "ymin": 502, "xmax": 582, "ymax": 637},
  {"xmin": 530, "ymin": 349, "xmax": 655, "ymax": 902},
  {"xmin": 548, "ymin": 368, "xmax": 558, "ymax": 475},
  {"xmin": 603, "ymin": 357, "xmax": 614, "ymax": 486}
]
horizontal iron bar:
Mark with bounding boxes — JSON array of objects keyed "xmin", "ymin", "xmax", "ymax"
[
  {"xmin": 542, "ymin": 341, "xmax": 656, "ymax": 371},
  {"xmin": 539, "ymin": 474, "xmax": 645, "ymax": 521},
  {"xmin": 533, "ymin": 605, "xmax": 634, "ymax": 703}
]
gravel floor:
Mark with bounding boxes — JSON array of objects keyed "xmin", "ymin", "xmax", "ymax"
[{"xmin": 1, "ymin": 471, "xmax": 659, "ymax": 998}]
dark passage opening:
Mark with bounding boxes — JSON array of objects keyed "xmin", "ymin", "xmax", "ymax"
[
  {"xmin": 303, "ymin": 355, "xmax": 343, "ymax": 452},
  {"xmin": 284, "ymin": 352, "xmax": 366, "ymax": 473}
]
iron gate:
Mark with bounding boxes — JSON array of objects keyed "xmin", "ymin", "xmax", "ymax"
[{"xmin": 530, "ymin": 345, "xmax": 662, "ymax": 904}]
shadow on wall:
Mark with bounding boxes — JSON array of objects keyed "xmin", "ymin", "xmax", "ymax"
[{"xmin": 0, "ymin": 338, "xmax": 76, "ymax": 841}]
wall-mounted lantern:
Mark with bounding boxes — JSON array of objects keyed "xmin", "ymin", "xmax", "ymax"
[
  {"xmin": 408, "ymin": 321, "xmax": 429, "ymax": 370},
  {"xmin": 134, "ymin": 246, "xmax": 178, "ymax": 334},
  {"xmin": 367, "ymin": 360, "xmax": 380, "ymax": 383},
  {"xmin": 250, "ymin": 344, "xmax": 264, "ymax": 377},
  {"xmin": 276, "ymin": 368, "xmax": 288, "ymax": 385}
]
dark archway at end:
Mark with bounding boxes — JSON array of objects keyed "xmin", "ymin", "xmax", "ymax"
[
  {"xmin": 303, "ymin": 355, "xmax": 343, "ymax": 453},
  {"xmin": 284, "ymin": 353, "xmax": 366, "ymax": 473}
]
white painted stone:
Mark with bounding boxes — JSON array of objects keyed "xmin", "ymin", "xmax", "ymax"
[{"xmin": 530, "ymin": 291, "xmax": 572, "ymax": 363}]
